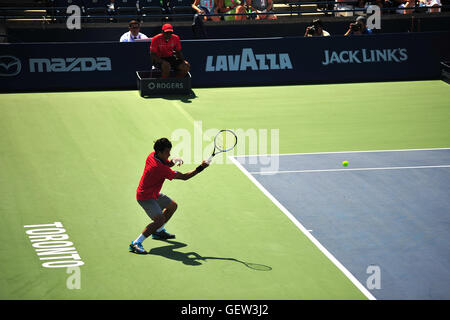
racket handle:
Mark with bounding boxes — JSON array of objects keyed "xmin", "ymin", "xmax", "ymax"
[{"xmin": 206, "ymin": 155, "xmax": 213, "ymax": 164}]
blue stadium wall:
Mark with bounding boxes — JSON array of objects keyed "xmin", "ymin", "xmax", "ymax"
[{"xmin": 0, "ymin": 32, "xmax": 449, "ymax": 92}]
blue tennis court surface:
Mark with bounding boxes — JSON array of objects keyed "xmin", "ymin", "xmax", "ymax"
[{"xmin": 234, "ymin": 149, "xmax": 450, "ymax": 300}]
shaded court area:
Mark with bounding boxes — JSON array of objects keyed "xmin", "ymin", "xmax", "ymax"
[{"xmin": 234, "ymin": 149, "xmax": 450, "ymax": 299}]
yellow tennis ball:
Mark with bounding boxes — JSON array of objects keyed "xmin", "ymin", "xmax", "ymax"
[{"xmin": 342, "ymin": 161, "xmax": 349, "ymax": 167}]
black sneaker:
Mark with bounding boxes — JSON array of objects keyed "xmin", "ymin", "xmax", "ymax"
[{"xmin": 152, "ymin": 229, "xmax": 176, "ymax": 240}]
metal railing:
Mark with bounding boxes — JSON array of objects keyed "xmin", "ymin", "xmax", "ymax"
[{"xmin": 0, "ymin": 2, "xmax": 447, "ymax": 21}]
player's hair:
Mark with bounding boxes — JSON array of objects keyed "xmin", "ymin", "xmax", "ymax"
[
  {"xmin": 153, "ymin": 138, "xmax": 172, "ymax": 153},
  {"xmin": 129, "ymin": 20, "xmax": 140, "ymax": 27}
]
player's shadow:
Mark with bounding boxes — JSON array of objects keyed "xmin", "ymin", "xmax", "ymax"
[{"xmin": 147, "ymin": 240, "xmax": 272, "ymax": 271}]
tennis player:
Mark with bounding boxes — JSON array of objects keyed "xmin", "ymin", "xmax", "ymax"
[{"xmin": 129, "ymin": 138, "xmax": 209, "ymax": 254}]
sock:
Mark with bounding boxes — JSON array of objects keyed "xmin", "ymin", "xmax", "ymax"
[
  {"xmin": 156, "ymin": 224, "xmax": 165, "ymax": 233},
  {"xmin": 133, "ymin": 234, "xmax": 147, "ymax": 244}
]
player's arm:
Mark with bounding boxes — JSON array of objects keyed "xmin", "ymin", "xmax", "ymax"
[
  {"xmin": 151, "ymin": 51, "xmax": 164, "ymax": 64},
  {"xmin": 174, "ymin": 49, "xmax": 185, "ymax": 61},
  {"xmin": 192, "ymin": 0, "xmax": 204, "ymax": 13},
  {"xmin": 173, "ymin": 161, "xmax": 209, "ymax": 181}
]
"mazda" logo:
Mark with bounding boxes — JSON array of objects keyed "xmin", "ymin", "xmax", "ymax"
[{"xmin": 0, "ymin": 56, "xmax": 22, "ymax": 76}]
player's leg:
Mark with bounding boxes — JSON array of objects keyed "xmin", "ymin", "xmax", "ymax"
[
  {"xmin": 162, "ymin": 201, "xmax": 178, "ymax": 224},
  {"xmin": 142, "ymin": 215, "xmax": 166, "ymax": 238},
  {"xmin": 160, "ymin": 59, "xmax": 171, "ymax": 78},
  {"xmin": 152, "ymin": 194, "xmax": 177, "ymax": 239},
  {"xmin": 129, "ymin": 199, "xmax": 166, "ymax": 254},
  {"xmin": 174, "ymin": 59, "xmax": 190, "ymax": 78}
]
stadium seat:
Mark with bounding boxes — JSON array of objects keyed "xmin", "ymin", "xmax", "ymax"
[
  {"xmin": 171, "ymin": 0, "xmax": 194, "ymax": 15},
  {"xmin": 116, "ymin": 0, "xmax": 140, "ymax": 15},
  {"xmin": 141, "ymin": 0, "xmax": 164, "ymax": 14},
  {"xmin": 84, "ymin": 0, "xmax": 111, "ymax": 22},
  {"xmin": 85, "ymin": 0, "xmax": 108, "ymax": 14},
  {"xmin": 50, "ymin": 0, "xmax": 87, "ymax": 23},
  {"xmin": 52, "ymin": 0, "xmax": 86, "ymax": 7}
]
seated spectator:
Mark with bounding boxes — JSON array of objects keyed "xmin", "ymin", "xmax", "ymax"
[
  {"xmin": 304, "ymin": 19, "xmax": 330, "ymax": 37},
  {"xmin": 107, "ymin": 0, "xmax": 117, "ymax": 22},
  {"xmin": 217, "ymin": 0, "xmax": 247, "ymax": 21},
  {"xmin": 376, "ymin": 0, "xmax": 385, "ymax": 9},
  {"xmin": 355, "ymin": 0, "xmax": 369, "ymax": 15},
  {"xmin": 107, "ymin": 0, "xmax": 116, "ymax": 14},
  {"xmin": 246, "ymin": 0, "xmax": 277, "ymax": 20},
  {"xmin": 120, "ymin": 20, "xmax": 149, "ymax": 42},
  {"xmin": 420, "ymin": 0, "xmax": 442, "ymax": 12},
  {"xmin": 344, "ymin": 16, "xmax": 373, "ymax": 35},
  {"xmin": 353, "ymin": 0, "xmax": 385, "ymax": 15},
  {"xmin": 192, "ymin": 0, "xmax": 221, "ymax": 21},
  {"xmin": 396, "ymin": 0, "xmax": 415, "ymax": 14},
  {"xmin": 335, "ymin": 0, "xmax": 357, "ymax": 17},
  {"xmin": 384, "ymin": 0, "xmax": 403, "ymax": 13}
]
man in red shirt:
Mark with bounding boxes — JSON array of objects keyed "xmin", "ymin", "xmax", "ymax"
[
  {"xmin": 129, "ymin": 138, "xmax": 209, "ymax": 254},
  {"xmin": 150, "ymin": 24, "xmax": 190, "ymax": 79}
]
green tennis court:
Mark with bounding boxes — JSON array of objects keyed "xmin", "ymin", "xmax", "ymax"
[{"xmin": 0, "ymin": 80, "xmax": 449, "ymax": 299}]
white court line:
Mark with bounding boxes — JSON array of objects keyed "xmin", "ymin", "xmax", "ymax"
[
  {"xmin": 234, "ymin": 147, "xmax": 450, "ymax": 158},
  {"xmin": 229, "ymin": 156, "xmax": 377, "ymax": 300},
  {"xmin": 172, "ymin": 101, "xmax": 198, "ymax": 127},
  {"xmin": 249, "ymin": 164, "xmax": 450, "ymax": 175}
]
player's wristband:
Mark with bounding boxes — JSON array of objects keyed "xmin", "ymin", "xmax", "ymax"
[{"xmin": 195, "ymin": 165, "xmax": 205, "ymax": 173}]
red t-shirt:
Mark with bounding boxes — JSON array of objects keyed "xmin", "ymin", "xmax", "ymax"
[
  {"xmin": 150, "ymin": 33, "xmax": 182, "ymax": 58},
  {"xmin": 136, "ymin": 152, "xmax": 177, "ymax": 200}
]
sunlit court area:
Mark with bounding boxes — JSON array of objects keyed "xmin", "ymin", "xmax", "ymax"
[{"xmin": 1, "ymin": 0, "xmax": 449, "ymax": 310}]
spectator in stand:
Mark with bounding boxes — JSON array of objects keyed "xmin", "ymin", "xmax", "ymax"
[
  {"xmin": 120, "ymin": 20, "xmax": 149, "ymax": 42},
  {"xmin": 335, "ymin": 0, "xmax": 357, "ymax": 17},
  {"xmin": 304, "ymin": 19, "xmax": 330, "ymax": 37},
  {"xmin": 107, "ymin": 0, "xmax": 117, "ymax": 22},
  {"xmin": 354, "ymin": 0, "xmax": 385, "ymax": 15},
  {"xmin": 396, "ymin": 0, "xmax": 415, "ymax": 14},
  {"xmin": 355, "ymin": 0, "xmax": 368, "ymax": 15},
  {"xmin": 217, "ymin": 0, "xmax": 247, "ymax": 20},
  {"xmin": 107, "ymin": 0, "xmax": 116, "ymax": 14},
  {"xmin": 375, "ymin": 0, "xmax": 385, "ymax": 9},
  {"xmin": 192, "ymin": 0, "xmax": 221, "ymax": 21},
  {"xmin": 344, "ymin": 15, "xmax": 373, "ymax": 35},
  {"xmin": 246, "ymin": 0, "xmax": 277, "ymax": 20},
  {"xmin": 420, "ymin": 0, "xmax": 442, "ymax": 12},
  {"xmin": 384, "ymin": 0, "xmax": 403, "ymax": 13}
]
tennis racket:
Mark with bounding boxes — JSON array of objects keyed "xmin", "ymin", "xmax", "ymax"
[{"xmin": 206, "ymin": 129, "xmax": 238, "ymax": 164}]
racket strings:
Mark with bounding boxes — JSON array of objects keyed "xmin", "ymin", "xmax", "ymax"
[{"xmin": 215, "ymin": 130, "xmax": 237, "ymax": 152}]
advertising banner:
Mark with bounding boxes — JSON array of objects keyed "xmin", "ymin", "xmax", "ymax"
[{"xmin": 0, "ymin": 32, "xmax": 448, "ymax": 92}]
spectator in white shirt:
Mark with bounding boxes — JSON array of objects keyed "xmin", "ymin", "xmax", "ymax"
[
  {"xmin": 421, "ymin": 0, "xmax": 442, "ymax": 12},
  {"xmin": 120, "ymin": 20, "xmax": 148, "ymax": 42}
]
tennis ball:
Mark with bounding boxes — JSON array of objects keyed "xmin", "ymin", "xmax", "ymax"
[{"xmin": 342, "ymin": 161, "xmax": 349, "ymax": 167}]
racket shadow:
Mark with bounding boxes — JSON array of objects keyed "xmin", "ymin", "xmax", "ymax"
[{"xmin": 148, "ymin": 240, "xmax": 272, "ymax": 271}]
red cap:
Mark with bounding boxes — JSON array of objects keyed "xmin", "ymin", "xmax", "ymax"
[{"xmin": 162, "ymin": 24, "xmax": 173, "ymax": 33}]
